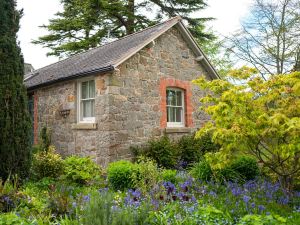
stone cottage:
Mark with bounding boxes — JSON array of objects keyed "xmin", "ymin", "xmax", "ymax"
[{"xmin": 24, "ymin": 16, "xmax": 219, "ymax": 166}]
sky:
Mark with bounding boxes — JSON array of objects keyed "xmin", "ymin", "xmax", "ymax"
[{"xmin": 17, "ymin": 0, "xmax": 253, "ymax": 70}]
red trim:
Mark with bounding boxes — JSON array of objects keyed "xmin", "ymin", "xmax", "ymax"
[
  {"xmin": 33, "ymin": 92, "xmax": 38, "ymax": 145},
  {"xmin": 159, "ymin": 78, "xmax": 193, "ymax": 128}
]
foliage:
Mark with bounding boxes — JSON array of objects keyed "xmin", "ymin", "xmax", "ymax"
[
  {"xmin": 132, "ymin": 157, "xmax": 160, "ymax": 194},
  {"xmin": 193, "ymin": 69, "xmax": 300, "ymax": 190},
  {"xmin": 227, "ymin": 0, "xmax": 300, "ymax": 76},
  {"xmin": 0, "ymin": 0, "xmax": 32, "ymax": 180},
  {"xmin": 31, "ymin": 146, "xmax": 64, "ymax": 180},
  {"xmin": 107, "ymin": 160, "xmax": 136, "ymax": 191},
  {"xmin": 132, "ymin": 136, "xmax": 180, "ymax": 169},
  {"xmin": 0, "ymin": 176, "xmax": 19, "ymax": 213},
  {"xmin": 39, "ymin": 126, "xmax": 51, "ymax": 152},
  {"xmin": 190, "ymin": 160, "xmax": 213, "ymax": 181},
  {"xmin": 63, "ymin": 156, "xmax": 102, "ymax": 185},
  {"xmin": 82, "ymin": 190, "xmax": 151, "ymax": 225},
  {"xmin": 0, "ymin": 212, "xmax": 30, "ymax": 225},
  {"xmin": 226, "ymin": 156, "xmax": 260, "ymax": 182},
  {"xmin": 237, "ymin": 214, "xmax": 287, "ymax": 225},
  {"xmin": 177, "ymin": 134, "xmax": 202, "ymax": 167},
  {"xmin": 33, "ymin": 0, "xmax": 214, "ymax": 57},
  {"xmin": 161, "ymin": 169, "xmax": 177, "ymax": 185},
  {"xmin": 178, "ymin": 132, "xmax": 220, "ymax": 168}
]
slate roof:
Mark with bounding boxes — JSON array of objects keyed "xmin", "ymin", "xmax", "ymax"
[{"xmin": 24, "ymin": 16, "xmax": 218, "ymax": 90}]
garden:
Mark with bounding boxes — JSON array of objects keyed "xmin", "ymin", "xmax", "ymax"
[{"xmin": 0, "ymin": 131, "xmax": 299, "ymax": 225}]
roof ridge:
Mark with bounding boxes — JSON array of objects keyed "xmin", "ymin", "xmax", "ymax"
[{"xmin": 26, "ymin": 16, "xmax": 181, "ymax": 80}]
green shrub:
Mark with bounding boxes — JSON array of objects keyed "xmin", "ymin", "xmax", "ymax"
[
  {"xmin": 228, "ymin": 156, "xmax": 260, "ymax": 181},
  {"xmin": 0, "ymin": 212, "xmax": 31, "ymax": 225},
  {"xmin": 218, "ymin": 156, "xmax": 260, "ymax": 182},
  {"xmin": 237, "ymin": 214, "xmax": 287, "ymax": 225},
  {"xmin": 177, "ymin": 134, "xmax": 203, "ymax": 167},
  {"xmin": 132, "ymin": 136, "xmax": 180, "ymax": 169},
  {"xmin": 161, "ymin": 169, "xmax": 177, "ymax": 184},
  {"xmin": 107, "ymin": 160, "xmax": 135, "ymax": 191},
  {"xmin": 132, "ymin": 157, "xmax": 160, "ymax": 193},
  {"xmin": 63, "ymin": 156, "xmax": 102, "ymax": 185},
  {"xmin": 31, "ymin": 146, "xmax": 64, "ymax": 180},
  {"xmin": 190, "ymin": 160, "xmax": 213, "ymax": 181}
]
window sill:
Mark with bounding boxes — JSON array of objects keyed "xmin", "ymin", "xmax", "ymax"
[
  {"xmin": 165, "ymin": 127, "xmax": 191, "ymax": 134},
  {"xmin": 72, "ymin": 123, "xmax": 98, "ymax": 130}
]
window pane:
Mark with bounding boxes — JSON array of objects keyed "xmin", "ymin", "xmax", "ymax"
[
  {"xmin": 89, "ymin": 80, "xmax": 95, "ymax": 98},
  {"xmin": 83, "ymin": 100, "xmax": 95, "ymax": 118},
  {"xmin": 175, "ymin": 107, "xmax": 183, "ymax": 122},
  {"xmin": 167, "ymin": 90, "xmax": 176, "ymax": 106},
  {"xmin": 81, "ymin": 81, "xmax": 88, "ymax": 99},
  {"xmin": 167, "ymin": 106, "xmax": 176, "ymax": 122},
  {"xmin": 176, "ymin": 91, "xmax": 183, "ymax": 106}
]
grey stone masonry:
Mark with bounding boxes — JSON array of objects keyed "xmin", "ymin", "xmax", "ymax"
[{"xmin": 34, "ymin": 27, "xmax": 212, "ymax": 167}]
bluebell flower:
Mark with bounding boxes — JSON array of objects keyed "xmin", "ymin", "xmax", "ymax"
[
  {"xmin": 231, "ymin": 187, "xmax": 243, "ymax": 196},
  {"xmin": 209, "ymin": 191, "xmax": 217, "ymax": 198},
  {"xmin": 242, "ymin": 195, "xmax": 251, "ymax": 203},
  {"xmin": 258, "ymin": 205, "xmax": 266, "ymax": 213},
  {"xmin": 83, "ymin": 194, "xmax": 91, "ymax": 202}
]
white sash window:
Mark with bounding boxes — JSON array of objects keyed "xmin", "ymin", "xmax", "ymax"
[
  {"xmin": 166, "ymin": 88, "xmax": 185, "ymax": 127},
  {"xmin": 78, "ymin": 79, "xmax": 95, "ymax": 122}
]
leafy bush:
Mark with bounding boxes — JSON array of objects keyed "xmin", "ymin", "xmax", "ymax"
[
  {"xmin": 132, "ymin": 136, "xmax": 180, "ymax": 169},
  {"xmin": 219, "ymin": 156, "xmax": 260, "ymax": 182},
  {"xmin": 237, "ymin": 214, "xmax": 287, "ymax": 225},
  {"xmin": 63, "ymin": 156, "xmax": 102, "ymax": 185},
  {"xmin": 0, "ymin": 212, "xmax": 30, "ymax": 225},
  {"xmin": 31, "ymin": 146, "xmax": 64, "ymax": 180},
  {"xmin": 0, "ymin": 176, "xmax": 20, "ymax": 213},
  {"xmin": 132, "ymin": 157, "xmax": 160, "ymax": 193},
  {"xmin": 107, "ymin": 160, "xmax": 136, "ymax": 191},
  {"xmin": 229, "ymin": 156, "xmax": 260, "ymax": 181},
  {"xmin": 178, "ymin": 133, "xmax": 220, "ymax": 168},
  {"xmin": 161, "ymin": 169, "xmax": 177, "ymax": 184},
  {"xmin": 190, "ymin": 160, "xmax": 213, "ymax": 181}
]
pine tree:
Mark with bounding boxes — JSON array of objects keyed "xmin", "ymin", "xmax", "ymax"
[
  {"xmin": 33, "ymin": 0, "xmax": 214, "ymax": 57},
  {"xmin": 0, "ymin": 0, "xmax": 32, "ymax": 180}
]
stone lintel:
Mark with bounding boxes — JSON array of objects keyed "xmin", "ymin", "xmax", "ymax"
[
  {"xmin": 72, "ymin": 123, "xmax": 98, "ymax": 130},
  {"xmin": 165, "ymin": 127, "xmax": 191, "ymax": 134}
]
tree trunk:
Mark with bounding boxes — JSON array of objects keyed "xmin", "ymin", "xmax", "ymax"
[{"xmin": 126, "ymin": 0, "xmax": 135, "ymax": 34}]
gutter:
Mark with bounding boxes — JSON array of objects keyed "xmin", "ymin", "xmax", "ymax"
[{"xmin": 26, "ymin": 65, "xmax": 115, "ymax": 91}]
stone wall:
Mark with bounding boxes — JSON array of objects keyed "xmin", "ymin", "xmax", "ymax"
[
  {"xmin": 106, "ymin": 27, "xmax": 211, "ymax": 162},
  {"xmin": 34, "ymin": 26, "xmax": 212, "ymax": 167},
  {"xmin": 34, "ymin": 74, "xmax": 112, "ymax": 165}
]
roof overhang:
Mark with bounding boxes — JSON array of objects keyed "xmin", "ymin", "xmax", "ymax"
[{"xmin": 26, "ymin": 65, "xmax": 114, "ymax": 91}]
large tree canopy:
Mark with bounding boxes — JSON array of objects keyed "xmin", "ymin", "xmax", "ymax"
[
  {"xmin": 33, "ymin": 0, "xmax": 214, "ymax": 57},
  {"xmin": 194, "ymin": 67, "xmax": 300, "ymax": 190},
  {"xmin": 227, "ymin": 0, "xmax": 300, "ymax": 78},
  {"xmin": 0, "ymin": 0, "xmax": 32, "ymax": 179}
]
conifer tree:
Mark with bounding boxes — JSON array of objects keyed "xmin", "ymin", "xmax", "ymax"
[
  {"xmin": 33, "ymin": 0, "xmax": 214, "ymax": 57},
  {"xmin": 0, "ymin": 0, "xmax": 32, "ymax": 179}
]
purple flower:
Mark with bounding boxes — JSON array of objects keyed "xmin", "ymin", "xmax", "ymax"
[
  {"xmin": 278, "ymin": 196, "xmax": 289, "ymax": 205},
  {"xmin": 209, "ymin": 191, "xmax": 217, "ymax": 198},
  {"xmin": 163, "ymin": 181, "xmax": 176, "ymax": 195},
  {"xmin": 251, "ymin": 202, "xmax": 256, "ymax": 208},
  {"xmin": 258, "ymin": 205, "xmax": 266, "ymax": 213},
  {"xmin": 231, "ymin": 187, "xmax": 243, "ymax": 196},
  {"xmin": 243, "ymin": 195, "xmax": 251, "ymax": 203},
  {"xmin": 83, "ymin": 195, "xmax": 90, "ymax": 202}
]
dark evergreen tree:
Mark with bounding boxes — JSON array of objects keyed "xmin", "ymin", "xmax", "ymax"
[
  {"xmin": 33, "ymin": 0, "xmax": 214, "ymax": 57},
  {"xmin": 0, "ymin": 0, "xmax": 32, "ymax": 180}
]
